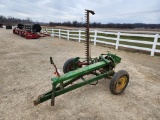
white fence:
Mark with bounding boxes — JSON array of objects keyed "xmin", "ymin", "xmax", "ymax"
[{"xmin": 43, "ymin": 28, "xmax": 160, "ymax": 56}]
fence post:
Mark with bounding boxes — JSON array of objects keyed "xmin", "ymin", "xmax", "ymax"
[
  {"xmin": 67, "ymin": 30, "xmax": 69, "ymax": 40},
  {"xmin": 116, "ymin": 32, "xmax": 120, "ymax": 49},
  {"xmin": 51, "ymin": 29, "xmax": 54, "ymax": 37},
  {"xmin": 59, "ymin": 29, "xmax": 61, "ymax": 38},
  {"xmin": 94, "ymin": 30, "xmax": 97, "ymax": 45},
  {"xmin": 151, "ymin": 34, "xmax": 159, "ymax": 56},
  {"xmin": 79, "ymin": 30, "xmax": 81, "ymax": 42}
]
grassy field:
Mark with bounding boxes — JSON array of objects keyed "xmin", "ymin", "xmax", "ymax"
[{"xmin": 45, "ymin": 29, "xmax": 160, "ymax": 50}]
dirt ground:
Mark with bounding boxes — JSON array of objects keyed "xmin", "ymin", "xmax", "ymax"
[{"xmin": 0, "ymin": 28, "xmax": 160, "ymax": 120}]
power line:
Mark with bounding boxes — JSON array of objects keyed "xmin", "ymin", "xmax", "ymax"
[
  {"xmin": 116, "ymin": 9, "xmax": 160, "ymax": 15},
  {"xmin": 102, "ymin": 9, "xmax": 160, "ymax": 18}
]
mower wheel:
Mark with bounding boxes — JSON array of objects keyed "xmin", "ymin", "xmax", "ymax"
[
  {"xmin": 109, "ymin": 70, "xmax": 129, "ymax": 95},
  {"xmin": 63, "ymin": 58, "xmax": 79, "ymax": 73}
]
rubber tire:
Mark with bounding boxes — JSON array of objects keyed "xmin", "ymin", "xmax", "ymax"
[
  {"xmin": 63, "ymin": 58, "xmax": 76, "ymax": 73},
  {"xmin": 109, "ymin": 70, "xmax": 129, "ymax": 95}
]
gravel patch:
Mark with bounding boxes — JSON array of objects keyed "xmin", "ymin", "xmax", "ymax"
[{"xmin": 0, "ymin": 28, "xmax": 160, "ymax": 120}]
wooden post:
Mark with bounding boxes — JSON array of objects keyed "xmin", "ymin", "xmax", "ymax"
[
  {"xmin": 151, "ymin": 34, "xmax": 159, "ymax": 56},
  {"xmin": 116, "ymin": 32, "xmax": 120, "ymax": 49},
  {"xmin": 79, "ymin": 30, "xmax": 81, "ymax": 42},
  {"xmin": 59, "ymin": 29, "xmax": 61, "ymax": 38},
  {"xmin": 51, "ymin": 29, "xmax": 54, "ymax": 37},
  {"xmin": 67, "ymin": 30, "xmax": 69, "ymax": 40},
  {"xmin": 94, "ymin": 30, "xmax": 97, "ymax": 45}
]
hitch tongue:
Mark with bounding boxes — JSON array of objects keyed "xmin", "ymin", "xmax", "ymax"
[
  {"xmin": 33, "ymin": 95, "xmax": 43, "ymax": 106},
  {"xmin": 33, "ymin": 99, "xmax": 41, "ymax": 106}
]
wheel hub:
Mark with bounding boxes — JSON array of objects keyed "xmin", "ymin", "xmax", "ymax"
[{"xmin": 116, "ymin": 76, "xmax": 127, "ymax": 91}]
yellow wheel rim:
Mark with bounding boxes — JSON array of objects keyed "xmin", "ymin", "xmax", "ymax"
[{"xmin": 116, "ymin": 76, "xmax": 127, "ymax": 92}]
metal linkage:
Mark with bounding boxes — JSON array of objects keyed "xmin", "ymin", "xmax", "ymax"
[
  {"xmin": 85, "ymin": 10, "xmax": 95, "ymax": 64},
  {"xmin": 33, "ymin": 9, "xmax": 129, "ymax": 107}
]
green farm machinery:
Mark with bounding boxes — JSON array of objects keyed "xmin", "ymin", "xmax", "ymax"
[{"xmin": 33, "ymin": 10, "xmax": 129, "ymax": 106}]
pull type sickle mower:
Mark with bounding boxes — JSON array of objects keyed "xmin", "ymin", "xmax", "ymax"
[{"xmin": 33, "ymin": 10, "xmax": 129, "ymax": 106}]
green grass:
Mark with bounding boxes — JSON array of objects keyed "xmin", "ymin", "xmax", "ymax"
[
  {"xmin": 119, "ymin": 41, "xmax": 152, "ymax": 48},
  {"xmin": 46, "ymin": 29, "xmax": 160, "ymax": 50},
  {"xmin": 69, "ymin": 35, "xmax": 78, "ymax": 37},
  {"xmin": 120, "ymin": 35, "xmax": 154, "ymax": 42},
  {"xmin": 68, "ymin": 32, "xmax": 78, "ymax": 34},
  {"xmin": 54, "ymin": 30, "xmax": 59, "ymax": 32},
  {"xmin": 97, "ymin": 33, "xmax": 117, "ymax": 38},
  {"xmin": 156, "ymin": 39, "xmax": 160, "ymax": 49},
  {"xmin": 118, "ymin": 35, "xmax": 154, "ymax": 49},
  {"xmin": 97, "ymin": 38, "xmax": 116, "ymax": 43},
  {"xmin": 95, "ymin": 33, "xmax": 160, "ymax": 50},
  {"xmin": 156, "ymin": 46, "xmax": 160, "ymax": 49}
]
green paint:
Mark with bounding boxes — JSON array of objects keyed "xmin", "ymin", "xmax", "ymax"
[{"xmin": 34, "ymin": 53, "xmax": 121, "ymax": 106}]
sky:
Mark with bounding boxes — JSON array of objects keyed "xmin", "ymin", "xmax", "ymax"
[{"xmin": 0, "ymin": 0, "xmax": 160, "ymax": 24}]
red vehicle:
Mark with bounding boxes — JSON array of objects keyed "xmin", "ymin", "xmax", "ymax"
[{"xmin": 13, "ymin": 24, "xmax": 50, "ymax": 39}]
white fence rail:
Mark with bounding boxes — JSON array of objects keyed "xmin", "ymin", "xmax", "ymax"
[{"xmin": 43, "ymin": 28, "xmax": 160, "ymax": 56}]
